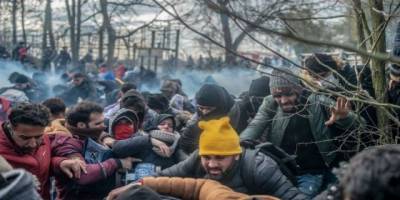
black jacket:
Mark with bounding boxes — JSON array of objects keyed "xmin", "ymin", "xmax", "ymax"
[
  {"xmin": 178, "ymin": 84, "xmax": 240, "ymax": 154},
  {"xmin": 112, "ymin": 134, "xmax": 186, "ymax": 170},
  {"xmin": 178, "ymin": 103, "xmax": 241, "ymax": 155},
  {"xmin": 159, "ymin": 149, "xmax": 308, "ymax": 200},
  {"xmin": 59, "ymin": 80, "xmax": 97, "ymax": 106}
]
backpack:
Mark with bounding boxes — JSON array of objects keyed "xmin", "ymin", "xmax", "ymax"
[{"xmin": 241, "ymin": 142, "xmax": 299, "ymax": 193}]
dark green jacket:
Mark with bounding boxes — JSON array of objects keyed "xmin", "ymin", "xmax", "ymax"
[{"xmin": 240, "ymin": 94, "xmax": 365, "ymax": 166}]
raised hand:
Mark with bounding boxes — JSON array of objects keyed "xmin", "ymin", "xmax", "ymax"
[{"xmin": 325, "ymin": 97, "xmax": 350, "ymax": 126}]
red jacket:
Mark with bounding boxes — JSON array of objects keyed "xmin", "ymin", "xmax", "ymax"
[
  {"xmin": 0, "ymin": 122, "xmax": 66, "ymax": 200},
  {"xmin": 115, "ymin": 64, "xmax": 126, "ymax": 79},
  {"xmin": 50, "ymin": 134, "xmax": 121, "ymax": 200},
  {"xmin": 0, "ymin": 97, "xmax": 11, "ymax": 123}
]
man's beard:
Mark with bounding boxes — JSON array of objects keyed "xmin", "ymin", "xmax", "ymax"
[
  {"xmin": 19, "ymin": 142, "xmax": 42, "ymax": 154},
  {"xmin": 20, "ymin": 147, "xmax": 37, "ymax": 154},
  {"xmin": 280, "ymin": 103, "xmax": 298, "ymax": 113},
  {"xmin": 204, "ymin": 168, "xmax": 224, "ymax": 180}
]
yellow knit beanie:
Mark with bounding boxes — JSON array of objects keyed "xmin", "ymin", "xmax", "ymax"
[{"xmin": 198, "ymin": 117, "xmax": 242, "ymax": 156}]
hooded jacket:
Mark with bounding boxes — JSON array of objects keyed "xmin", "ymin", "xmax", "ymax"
[
  {"xmin": 109, "ymin": 108, "xmax": 140, "ymax": 140},
  {"xmin": 0, "ymin": 169, "xmax": 42, "ymax": 200},
  {"xmin": 178, "ymin": 84, "xmax": 240, "ymax": 154},
  {"xmin": 145, "ymin": 114, "xmax": 176, "ymax": 132},
  {"xmin": 158, "ymin": 150, "xmax": 307, "ymax": 200}
]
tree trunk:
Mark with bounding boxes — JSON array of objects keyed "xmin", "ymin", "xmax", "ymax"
[
  {"xmin": 11, "ymin": 0, "xmax": 17, "ymax": 44},
  {"xmin": 107, "ymin": 28, "xmax": 116, "ymax": 67},
  {"xmin": 352, "ymin": 0, "xmax": 368, "ymax": 64},
  {"xmin": 71, "ymin": 0, "xmax": 78, "ymax": 65},
  {"xmin": 66, "ymin": 0, "xmax": 80, "ymax": 65},
  {"xmin": 20, "ymin": 0, "xmax": 26, "ymax": 43},
  {"xmin": 219, "ymin": 4, "xmax": 234, "ymax": 64},
  {"xmin": 42, "ymin": 0, "xmax": 51, "ymax": 55},
  {"xmin": 98, "ymin": 25, "xmax": 104, "ymax": 60},
  {"xmin": 100, "ymin": 0, "xmax": 115, "ymax": 67},
  {"xmin": 76, "ymin": 0, "xmax": 82, "ymax": 63},
  {"xmin": 48, "ymin": 0, "xmax": 55, "ymax": 50},
  {"xmin": 368, "ymin": 0, "xmax": 389, "ymax": 142}
]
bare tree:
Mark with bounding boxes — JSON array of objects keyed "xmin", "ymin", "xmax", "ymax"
[
  {"xmin": 98, "ymin": 0, "xmax": 156, "ymax": 66},
  {"xmin": 99, "ymin": 0, "xmax": 115, "ymax": 66},
  {"xmin": 11, "ymin": 0, "xmax": 17, "ymax": 44},
  {"xmin": 20, "ymin": 0, "xmax": 26, "ymax": 42},
  {"xmin": 65, "ymin": 0, "xmax": 86, "ymax": 65},
  {"xmin": 154, "ymin": 0, "xmax": 400, "ymax": 146},
  {"xmin": 42, "ymin": 0, "xmax": 55, "ymax": 51}
]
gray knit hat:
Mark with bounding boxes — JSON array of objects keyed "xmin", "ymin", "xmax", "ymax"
[
  {"xmin": 390, "ymin": 64, "xmax": 400, "ymax": 76},
  {"xmin": 269, "ymin": 69, "xmax": 301, "ymax": 92}
]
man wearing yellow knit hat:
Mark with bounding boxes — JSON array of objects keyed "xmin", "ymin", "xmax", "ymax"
[{"xmin": 158, "ymin": 117, "xmax": 307, "ymax": 200}]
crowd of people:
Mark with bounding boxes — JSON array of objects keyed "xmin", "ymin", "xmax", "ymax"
[{"xmin": 0, "ymin": 32, "xmax": 400, "ymax": 200}]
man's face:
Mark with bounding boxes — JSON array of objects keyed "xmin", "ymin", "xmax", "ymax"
[
  {"xmin": 197, "ymin": 105, "xmax": 216, "ymax": 117},
  {"xmin": 10, "ymin": 124, "xmax": 45, "ymax": 154},
  {"xmin": 158, "ymin": 118, "xmax": 174, "ymax": 133},
  {"xmin": 200, "ymin": 154, "xmax": 238, "ymax": 180},
  {"xmin": 390, "ymin": 74, "xmax": 400, "ymax": 88},
  {"xmin": 72, "ymin": 77, "xmax": 84, "ymax": 86},
  {"xmin": 272, "ymin": 88, "xmax": 298, "ymax": 113},
  {"xmin": 15, "ymin": 83, "xmax": 30, "ymax": 89},
  {"xmin": 161, "ymin": 88, "xmax": 174, "ymax": 99},
  {"xmin": 87, "ymin": 112, "xmax": 105, "ymax": 129}
]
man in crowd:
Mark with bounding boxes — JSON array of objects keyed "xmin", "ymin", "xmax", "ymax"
[
  {"xmin": 387, "ymin": 22, "xmax": 400, "ymax": 142},
  {"xmin": 315, "ymin": 145, "xmax": 400, "ymax": 200},
  {"xmin": 240, "ymin": 69, "xmax": 365, "ymax": 198},
  {"xmin": 117, "ymin": 89, "xmax": 160, "ymax": 133},
  {"xmin": 107, "ymin": 117, "xmax": 306, "ymax": 200},
  {"xmin": 42, "ymin": 97, "xmax": 70, "ymax": 136},
  {"xmin": 104, "ymin": 82, "xmax": 137, "ymax": 119},
  {"xmin": 160, "ymin": 79, "xmax": 194, "ymax": 113},
  {"xmin": 59, "ymin": 72, "xmax": 98, "ymax": 106},
  {"xmin": 0, "ymin": 72, "xmax": 34, "ymax": 102},
  {"xmin": 55, "ymin": 46, "xmax": 71, "ymax": 73},
  {"xmin": 42, "ymin": 46, "xmax": 56, "ymax": 72},
  {"xmin": 233, "ymin": 76, "xmax": 270, "ymax": 133},
  {"xmin": 0, "ymin": 102, "xmax": 86, "ymax": 199},
  {"xmin": 53, "ymin": 101, "xmax": 135, "ymax": 199},
  {"xmin": 179, "ymin": 84, "xmax": 239, "ymax": 154}
]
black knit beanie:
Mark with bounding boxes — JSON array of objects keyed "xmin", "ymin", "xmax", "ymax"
[
  {"xmin": 146, "ymin": 93, "xmax": 169, "ymax": 112},
  {"xmin": 195, "ymin": 84, "xmax": 234, "ymax": 120},
  {"xmin": 195, "ymin": 84, "xmax": 225, "ymax": 107},
  {"xmin": 248, "ymin": 76, "xmax": 270, "ymax": 97},
  {"xmin": 304, "ymin": 53, "xmax": 337, "ymax": 74}
]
